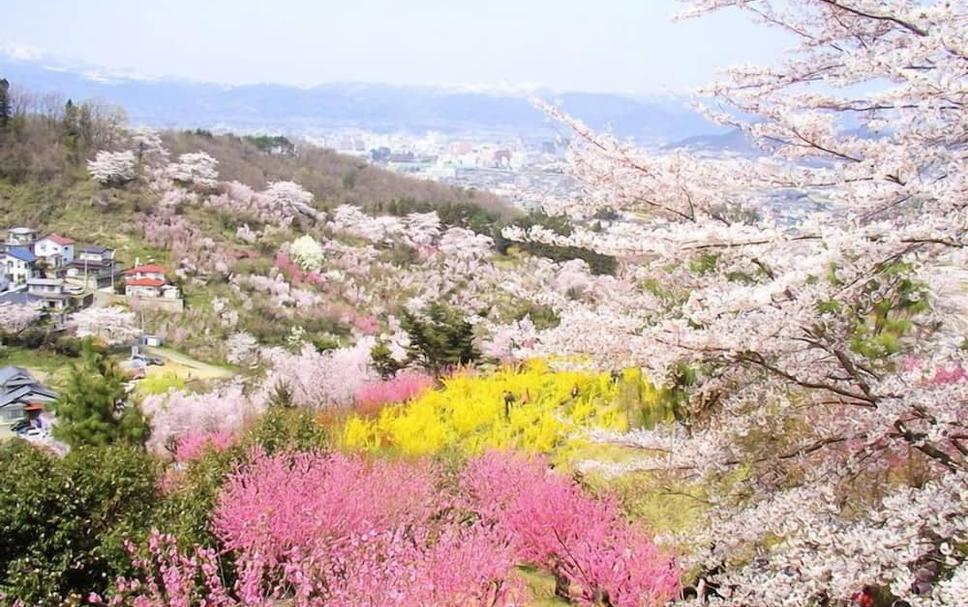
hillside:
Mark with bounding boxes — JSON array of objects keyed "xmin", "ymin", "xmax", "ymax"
[{"xmin": 0, "ymin": 100, "xmax": 540, "ymax": 365}]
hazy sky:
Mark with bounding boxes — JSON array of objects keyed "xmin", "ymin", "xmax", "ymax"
[{"xmin": 0, "ymin": 0, "xmax": 791, "ymax": 93}]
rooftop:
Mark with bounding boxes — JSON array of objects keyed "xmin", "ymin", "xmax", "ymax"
[
  {"xmin": 5, "ymin": 247, "xmax": 37, "ymax": 263},
  {"xmin": 126, "ymin": 277, "xmax": 166, "ymax": 288},
  {"xmin": 0, "ymin": 365, "xmax": 34, "ymax": 387},
  {"xmin": 41, "ymin": 234, "xmax": 75, "ymax": 246},
  {"xmin": 126, "ymin": 264, "xmax": 166, "ymax": 275},
  {"xmin": 80, "ymin": 245, "xmax": 113, "ymax": 254}
]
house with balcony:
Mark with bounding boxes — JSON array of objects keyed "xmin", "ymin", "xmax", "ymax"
[
  {"xmin": 3, "ymin": 247, "xmax": 38, "ymax": 285},
  {"xmin": 65, "ymin": 246, "xmax": 123, "ymax": 290},
  {"xmin": 26, "ymin": 278, "xmax": 72, "ymax": 311},
  {"xmin": 5, "ymin": 227, "xmax": 38, "ymax": 247},
  {"xmin": 34, "ymin": 234, "xmax": 76, "ymax": 270}
]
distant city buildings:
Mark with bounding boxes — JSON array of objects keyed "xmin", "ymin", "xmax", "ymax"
[{"xmin": 301, "ymin": 128, "xmax": 576, "ymax": 207}]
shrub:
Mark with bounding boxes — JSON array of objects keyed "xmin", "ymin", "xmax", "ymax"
[
  {"xmin": 353, "ymin": 372, "xmax": 434, "ymax": 416},
  {"xmin": 0, "ymin": 442, "xmax": 159, "ymax": 605},
  {"xmin": 463, "ymin": 452, "xmax": 679, "ymax": 606},
  {"xmin": 342, "ymin": 361, "xmax": 651, "ymax": 457}
]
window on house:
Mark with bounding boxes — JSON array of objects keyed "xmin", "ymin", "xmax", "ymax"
[{"xmin": 1, "ymin": 406, "xmax": 25, "ymax": 421}]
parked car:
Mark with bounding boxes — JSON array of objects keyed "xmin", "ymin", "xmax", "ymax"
[
  {"xmin": 17, "ymin": 427, "xmax": 47, "ymax": 439},
  {"xmin": 10, "ymin": 419, "xmax": 31, "ymax": 434},
  {"xmin": 132, "ymin": 353, "xmax": 165, "ymax": 366}
]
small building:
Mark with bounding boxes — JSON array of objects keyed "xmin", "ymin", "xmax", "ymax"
[
  {"xmin": 34, "ymin": 234, "xmax": 76, "ymax": 269},
  {"xmin": 0, "ymin": 366, "xmax": 58, "ymax": 437},
  {"xmin": 26, "ymin": 278, "xmax": 71, "ymax": 311},
  {"xmin": 6, "ymin": 227, "xmax": 38, "ymax": 247},
  {"xmin": 125, "ymin": 264, "xmax": 167, "ymax": 282},
  {"xmin": 142, "ymin": 334, "xmax": 163, "ymax": 347},
  {"xmin": 65, "ymin": 246, "xmax": 123, "ymax": 290},
  {"xmin": 125, "ymin": 276, "xmax": 167, "ymax": 298},
  {"xmin": 77, "ymin": 246, "xmax": 115, "ymax": 265},
  {"xmin": 124, "ymin": 264, "xmax": 180, "ymax": 300},
  {"xmin": 3, "ymin": 247, "xmax": 38, "ymax": 285}
]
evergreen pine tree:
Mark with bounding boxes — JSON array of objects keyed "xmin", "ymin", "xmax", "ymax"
[
  {"xmin": 370, "ymin": 339, "xmax": 403, "ymax": 379},
  {"xmin": 400, "ymin": 302, "xmax": 480, "ymax": 375},
  {"xmin": 0, "ymin": 78, "xmax": 10, "ymax": 130},
  {"xmin": 62, "ymin": 99, "xmax": 82, "ymax": 163},
  {"xmin": 52, "ymin": 342, "xmax": 150, "ymax": 448}
]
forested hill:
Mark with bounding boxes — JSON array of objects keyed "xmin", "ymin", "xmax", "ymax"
[
  {"xmin": 0, "ymin": 88, "xmax": 510, "ymax": 218},
  {"xmin": 160, "ymin": 130, "xmax": 511, "ymax": 215}
]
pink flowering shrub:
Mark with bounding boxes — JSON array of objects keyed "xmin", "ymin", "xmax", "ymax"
[
  {"xmin": 353, "ymin": 372, "xmax": 434, "ymax": 416},
  {"xmin": 349, "ymin": 312, "xmax": 380, "ymax": 335},
  {"xmin": 111, "ymin": 451, "xmax": 676, "ymax": 606},
  {"xmin": 173, "ymin": 430, "xmax": 235, "ymax": 464},
  {"xmin": 273, "ymin": 251, "xmax": 306, "ymax": 284},
  {"xmin": 463, "ymin": 452, "xmax": 680, "ymax": 606},
  {"xmin": 212, "ymin": 450, "xmax": 523, "ymax": 606},
  {"xmin": 932, "ymin": 363, "xmax": 966, "ymax": 385},
  {"xmin": 105, "ymin": 531, "xmax": 233, "ymax": 607}
]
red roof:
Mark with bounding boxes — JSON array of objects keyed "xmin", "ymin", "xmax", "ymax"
[
  {"xmin": 125, "ymin": 264, "xmax": 166, "ymax": 275},
  {"xmin": 126, "ymin": 278, "xmax": 166, "ymax": 288},
  {"xmin": 43, "ymin": 234, "xmax": 75, "ymax": 245}
]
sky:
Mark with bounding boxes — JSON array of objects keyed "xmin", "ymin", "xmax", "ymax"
[{"xmin": 0, "ymin": 0, "xmax": 792, "ymax": 94}]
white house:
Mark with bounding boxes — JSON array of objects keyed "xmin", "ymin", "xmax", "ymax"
[
  {"xmin": 26, "ymin": 278, "xmax": 71, "ymax": 311},
  {"xmin": 124, "ymin": 264, "xmax": 180, "ymax": 299},
  {"xmin": 33, "ymin": 234, "xmax": 75, "ymax": 268},
  {"xmin": 6, "ymin": 227, "xmax": 38, "ymax": 247},
  {"xmin": 3, "ymin": 247, "xmax": 38, "ymax": 285}
]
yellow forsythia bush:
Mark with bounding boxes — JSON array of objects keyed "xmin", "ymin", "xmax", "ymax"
[{"xmin": 341, "ymin": 360, "xmax": 673, "ymax": 456}]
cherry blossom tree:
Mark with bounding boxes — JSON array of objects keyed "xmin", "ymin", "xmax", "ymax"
[
  {"xmin": 495, "ymin": 1, "xmax": 968, "ymax": 604},
  {"xmin": 225, "ymin": 331, "xmax": 259, "ymax": 366},
  {"xmin": 0, "ymin": 302, "xmax": 43, "ymax": 335},
  {"xmin": 264, "ymin": 180, "xmax": 322, "ymax": 221},
  {"xmin": 71, "ymin": 306, "xmax": 140, "ymax": 346},
  {"xmin": 258, "ymin": 339, "xmax": 376, "ymax": 408},
  {"xmin": 130, "ymin": 127, "xmax": 169, "ymax": 167},
  {"xmin": 87, "ymin": 150, "xmax": 137, "ymax": 185},
  {"xmin": 166, "ymin": 152, "xmax": 219, "ymax": 189},
  {"xmin": 141, "ymin": 382, "xmax": 259, "ymax": 456}
]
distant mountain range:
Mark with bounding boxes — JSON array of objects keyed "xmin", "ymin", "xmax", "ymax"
[{"xmin": 0, "ymin": 52, "xmax": 733, "ymax": 146}]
